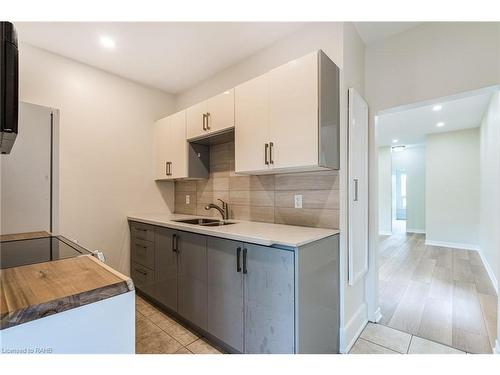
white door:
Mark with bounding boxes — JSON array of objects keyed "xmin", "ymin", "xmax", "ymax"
[
  {"xmin": 1, "ymin": 102, "xmax": 52, "ymax": 234},
  {"xmin": 268, "ymin": 51, "xmax": 318, "ymax": 170},
  {"xmin": 234, "ymin": 74, "xmax": 270, "ymax": 173},
  {"xmin": 169, "ymin": 110, "xmax": 188, "ymax": 179},
  {"xmin": 348, "ymin": 88, "xmax": 369, "ymax": 285},
  {"xmin": 186, "ymin": 100, "xmax": 207, "ymax": 140},
  {"xmin": 206, "ymin": 89, "xmax": 234, "ymax": 134},
  {"xmin": 154, "ymin": 116, "xmax": 170, "ymax": 180}
]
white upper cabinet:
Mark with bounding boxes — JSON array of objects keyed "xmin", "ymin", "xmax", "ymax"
[
  {"xmin": 155, "ymin": 110, "xmax": 209, "ymax": 180},
  {"xmin": 235, "ymin": 74, "xmax": 269, "ymax": 173},
  {"xmin": 234, "ymin": 50, "xmax": 340, "ymax": 175},
  {"xmin": 186, "ymin": 89, "xmax": 235, "ymax": 140},
  {"xmin": 268, "ymin": 52, "xmax": 319, "ymax": 170},
  {"xmin": 154, "ymin": 116, "xmax": 171, "ymax": 180},
  {"xmin": 168, "ymin": 110, "xmax": 188, "ymax": 179}
]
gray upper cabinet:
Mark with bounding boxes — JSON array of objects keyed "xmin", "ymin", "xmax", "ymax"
[
  {"xmin": 153, "ymin": 227, "xmax": 178, "ymax": 312},
  {"xmin": 244, "ymin": 244, "xmax": 295, "ymax": 354},
  {"xmin": 207, "ymin": 237, "xmax": 244, "ymax": 352},
  {"xmin": 177, "ymin": 231, "xmax": 208, "ymax": 330}
]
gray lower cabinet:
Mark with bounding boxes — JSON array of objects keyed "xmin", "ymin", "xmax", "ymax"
[
  {"xmin": 206, "ymin": 238, "xmax": 295, "ymax": 354},
  {"xmin": 207, "ymin": 237, "xmax": 244, "ymax": 352},
  {"xmin": 129, "ymin": 220, "xmax": 339, "ymax": 354},
  {"xmin": 153, "ymin": 227, "xmax": 178, "ymax": 312},
  {"xmin": 177, "ymin": 231, "xmax": 208, "ymax": 331},
  {"xmin": 244, "ymin": 243, "xmax": 295, "ymax": 354}
]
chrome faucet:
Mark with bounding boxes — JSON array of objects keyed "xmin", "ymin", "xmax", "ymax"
[{"xmin": 205, "ymin": 199, "xmax": 229, "ymax": 220}]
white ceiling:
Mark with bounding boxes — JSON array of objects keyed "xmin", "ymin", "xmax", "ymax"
[
  {"xmin": 377, "ymin": 90, "xmax": 495, "ymax": 147},
  {"xmin": 15, "ymin": 22, "xmax": 306, "ymax": 94},
  {"xmin": 354, "ymin": 22, "xmax": 421, "ymax": 45}
]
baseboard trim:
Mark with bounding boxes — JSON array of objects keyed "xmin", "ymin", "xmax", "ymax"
[
  {"xmin": 339, "ymin": 303, "xmax": 368, "ymax": 354},
  {"xmin": 379, "ymin": 231, "xmax": 392, "ymax": 236},
  {"xmin": 477, "ymin": 247, "xmax": 499, "ymax": 295},
  {"xmin": 495, "ymin": 339, "xmax": 500, "ymax": 354},
  {"xmin": 372, "ymin": 307, "xmax": 382, "ymax": 323},
  {"xmin": 406, "ymin": 228, "xmax": 426, "ymax": 234},
  {"xmin": 425, "ymin": 240, "xmax": 479, "ymax": 251}
]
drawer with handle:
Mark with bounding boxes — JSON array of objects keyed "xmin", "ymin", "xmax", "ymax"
[
  {"xmin": 130, "ymin": 262, "xmax": 154, "ymax": 288},
  {"xmin": 130, "ymin": 222, "xmax": 155, "ymax": 242},
  {"xmin": 131, "ymin": 238, "xmax": 155, "ymax": 269}
]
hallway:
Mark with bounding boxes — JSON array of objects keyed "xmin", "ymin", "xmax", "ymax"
[{"xmin": 378, "ymin": 228, "xmax": 497, "ymax": 353}]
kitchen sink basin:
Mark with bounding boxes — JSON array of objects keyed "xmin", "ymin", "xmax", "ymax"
[{"xmin": 173, "ymin": 218, "xmax": 235, "ymax": 226}]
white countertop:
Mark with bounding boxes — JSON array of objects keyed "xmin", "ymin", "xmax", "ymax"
[{"xmin": 127, "ymin": 213, "xmax": 339, "ymax": 248}]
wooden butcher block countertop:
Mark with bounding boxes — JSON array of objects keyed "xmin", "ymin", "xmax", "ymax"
[{"xmin": 0, "ymin": 255, "xmax": 134, "ymax": 330}]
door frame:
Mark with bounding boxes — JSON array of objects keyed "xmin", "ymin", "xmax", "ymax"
[{"xmin": 365, "ymin": 85, "xmax": 500, "ymax": 327}]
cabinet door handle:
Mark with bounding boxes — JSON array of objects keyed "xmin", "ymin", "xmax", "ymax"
[
  {"xmin": 172, "ymin": 234, "xmax": 177, "ymax": 253},
  {"xmin": 206, "ymin": 112, "xmax": 211, "ymax": 130},
  {"xmin": 242, "ymin": 248, "xmax": 248, "ymax": 274},
  {"xmin": 269, "ymin": 142, "xmax": 274, "ymax": 165},
  {"xmin": 165, "ymin": 161, "xmax": 169, "ymax": 176},
  {"xmin": 169, "ymin": 162, "xmax": 172, "ymax": 176},
  {"xmin": 353, "ymin": 179, "xmax": 359, "ymax": 202},
  {"xmin": 202, "ymin": 113, "xmax": 207, "ymax": 131},
  {"xmin": 264, "ymin": 143, "xmax": 269, "ymax": 165},
  {"xmin": 236, "ymin": 247, "xmax": 242, "ymax": 273},
  {"xmin": 174, "ymin": 234, "xmax": 179, "ymax": 253},
  {"xmin": 136, "ymin": 268, "xmax": 147, "ymax": 276}
]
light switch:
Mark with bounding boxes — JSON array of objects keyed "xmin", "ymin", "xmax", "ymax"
[
  {"xmin": 294, "ymin": 194, "xmax": 303, "ymax": 209},
  {"xmin": 185, "ymin": 195, "xmax": 190, "ymax": 204}
]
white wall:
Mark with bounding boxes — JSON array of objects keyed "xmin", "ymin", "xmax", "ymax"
[
  {"xmin": 378, "ymin": 147, "xmax": 392, "ymax": 234},
  {"xmin": 366, "ymin": 22, "xmax": 500, "ymax": 113},
  {"xmin": 19, "ymin": 44, "xmax": 176, "ymax": 274},
  {"xmin": 479, "ymin": 90, "xmax": 500, "ymax": 291},
  {"xmin": 1, "ymin": 103, "xmax": 52, "ymax": 234},
  {"xmin": 392, "ymin": 145, "xmax": 426, "ymax": 233},
  {"xmin": 425, "ymin": 128, "xmax": 479, "ymax": 248}
]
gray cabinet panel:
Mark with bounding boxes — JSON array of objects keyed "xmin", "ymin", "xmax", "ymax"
[
  {"xmin": 244, "ymin": 244, "xmax": 295, "ymax": 354},
  {"xmin": 178, "ymin": 231, "xmax": 208, "ymax": 330},
  {"xmin": 131, "ymin": 261, "xmax": 155, "ymax": 294},
  {"xmin": 153, "ymin": 227, "xmax": 178, "ymax": 312},
  {"xmin": 131, "ymin": 238, "xmax": 155, "ymax": 269},
  {"xmin": 130, "ymin": 222, "xmax": 155, "ymax": 242},
  {"xmin": 207, "ymin": 237, "xmax": 244, "ymax": 352}
]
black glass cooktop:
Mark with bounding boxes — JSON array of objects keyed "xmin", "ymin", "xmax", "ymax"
[{"xmin": 0, "ymin": 235, "xmax": 91, "ymax": 269}]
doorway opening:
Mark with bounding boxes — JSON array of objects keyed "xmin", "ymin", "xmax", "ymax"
[{"xmin": 373, "ymin": 86, "xmax": 499, "ymax": 353}]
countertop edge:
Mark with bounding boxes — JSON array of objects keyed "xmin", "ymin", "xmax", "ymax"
[
  {"xmin": 127, "ymin": 215, "xmax": 340, "ymax": 248},
  {"xmin": 0, "ymin": 281, "xmax": 131, "ymax": 330}
]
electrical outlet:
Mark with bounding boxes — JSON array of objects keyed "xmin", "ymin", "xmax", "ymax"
[
  {"xmin": 185, "ymin": 195, "xmax": 190, "ymax": 204},
  {"xmin": 294, "ymin": 194, "xmax": 303, "ymax": 209}
]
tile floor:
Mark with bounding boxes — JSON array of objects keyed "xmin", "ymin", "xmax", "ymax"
[
  {"xmin": 350, "ymin": 323, "xmax": 466, "ymax": 354},
  {"xmin": 378, "ymin": 221, "xmax": 497, "ymax": 354},
  {"xmin": 135, "ymin": 294, "xmax": 224, "ymax": 354}
]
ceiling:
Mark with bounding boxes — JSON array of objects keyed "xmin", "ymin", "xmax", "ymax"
[
  {"xmin": 354, "ymin": 22, "xmax": 421, "ymax": 44},
  {"xmin": 15, "ymin": 22, "xmax": 306, "ymax": 94},
  {"xmin": 377, "ymin": 90, "xmax": 495, "ymax": 147}
]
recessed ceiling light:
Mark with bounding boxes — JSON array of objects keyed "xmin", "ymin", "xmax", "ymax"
[
  {"xmin": 432, "ymin": 104, "xmax": 442, "ymax": 111},
  {"xmin": 99, "ymin": 36, "xmax": 115, "ymax": 49},
  {"xmin": 392, "ymin": 139, "xmax": 399, "ymax": 143},
  {"xmin": 436, "ymin": 122, "xmax": 445, "ymax": 127},
  {"xmin": 392, "ymin": 145, "xmax": 406, "ymax": 152}
]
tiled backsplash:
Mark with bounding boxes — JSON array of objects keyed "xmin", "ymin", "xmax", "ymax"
[{"xmin": 174, "ymin": 142, "xmax": 340, "ymax": 229}]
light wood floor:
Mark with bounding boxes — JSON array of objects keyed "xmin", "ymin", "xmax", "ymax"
[{"xmin": 378, "ymin": 224, "xmax": 497, "ymax": 354}]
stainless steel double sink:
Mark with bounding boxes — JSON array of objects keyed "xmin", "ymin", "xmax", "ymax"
[{"xmin": 173, "ymin": 218, "xmax": 236, "ymax": 227}]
